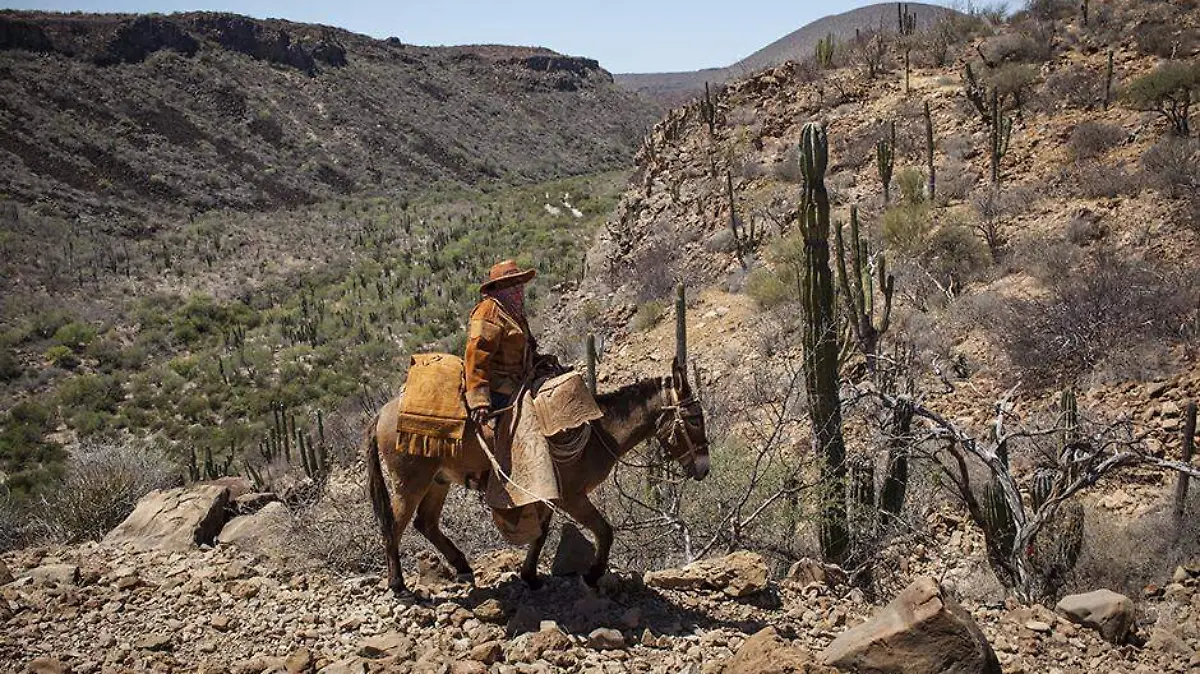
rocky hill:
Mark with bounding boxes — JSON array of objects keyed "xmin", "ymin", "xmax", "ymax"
[
  {"xmin": 0, "ymin": 10, "xmax": 659, "ymax": 220},
  {"xmin": 615, "ymin": 2, "xmax": 953, "ymax": 105}
]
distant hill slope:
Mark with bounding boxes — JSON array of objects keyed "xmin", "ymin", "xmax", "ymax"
[
  {"xmin": 0, "ymin": 11, "xmax": 660, "ymax": 219},
  {"xmin": 616, "ymin": 2, "xmax": 953, "ymax": 105}
]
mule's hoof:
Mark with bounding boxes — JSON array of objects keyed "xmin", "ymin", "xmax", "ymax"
[
  {"xmin": 522, "ymin": 574, "xmax": 544, "ymax": 591},
  {"xmin": 455, "ymin": 570, "xmax": 476, "ymax": 585}
]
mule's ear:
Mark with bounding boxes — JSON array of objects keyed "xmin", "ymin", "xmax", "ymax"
[{"xmin": 671, "ymin": 357, "xmax": 690, "ymax": 395}]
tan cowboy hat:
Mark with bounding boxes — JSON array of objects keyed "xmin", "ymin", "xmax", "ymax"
[{"xmin": 480, "ymin": 259, "xmax": 536, "ymax": 292}]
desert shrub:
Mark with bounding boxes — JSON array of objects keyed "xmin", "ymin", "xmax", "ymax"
[
  {"xmin": 629, "ymin": 238, "xmax": 679, "ymax": 303},
  {"xmin": 0, "ymin": 400, "xmax": 65, "ymax": 498},
  {"xmin": 1066, "ymin": 161, "xmax": 1141, "ymax": 199},
  {"xmin": 1065, "ymin": 213, "xmax": 1108, "ymax": 247},
  {"xmin": 36, "ymin": 441, "xmax": 178, "ymax": 543},
  {"xmin": 745, "ymin": 267, "xmax": 792, "ymax": 309},
  {"xmin": 936, "ymin": 161, "xmax": 979, "ymax": 205},
  {"xmin": 1141, "ymin": 137, "xmax": 1200, "ymax": 200},
  {"xmin": 941, "ymin": 134, "xmax": 975, "ymax": 162},
  {"xmin": 43, "ymin": 344, "xmax": 79, "ymax": 370},
  {"xmin": 1123, "ymin": 61, "xmax": 1200, "ymax": 136},
  {"xmin": 1134, "ymin": 20, "xmax": 1199, "ymax": 59},
  {"xmin": 989, "ymin": 63, "xmax": 1040, "ymax": 110},
  {"xmin": 1044, "ymin": 67, "xmax": 1103, "ymax": 110},
  {"xmin": 920, "ymin": 221, "xmax": 991, "ymax": 290},
  {"xmin": 1022, "ymin": 0, "xmax": 1073, "ymax": 21},
  {"xmin": 52, "ymin": 321, "xmax": 98, "ymax": 352},
  {"xmin": 1072, "ymin": 495, "xmax": 1200, "ymax": 599},
  {"xmin": 1067, "ymin": 122, "xmax": 1125, "ymax": 161},
  {"xmin": 981, "ymin": 29, "xmax": 1053, "ymax": 64},
  {"xmin": 998, "ymin": 252, "xmax": 1198, "ymax": 384},
  {"xmin": 0, "ymin": 349, "xmax": 21, "ymax": 382},
  {"xmin": 632, "ymin": 301, "xmax": 664, "ymax": 332},
  {"xmin": 896, "ymin": 167, "xmax": 927, "ymax": 206},
  {"xmin": 882, "ymin": 203, "xmax": 932, "ymax": 252}
]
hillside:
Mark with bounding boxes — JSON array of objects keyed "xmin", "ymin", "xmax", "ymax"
[
  {"xmin": 0, "ymin": 10, "xmax": 659, "ymax": 220},
  {"xmin": 615, "ymin": 2, "xmax": 953, "ymax": 105}
]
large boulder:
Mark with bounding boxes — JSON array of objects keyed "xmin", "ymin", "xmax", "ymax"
[
  {"xmin": 820, "ymin": 577, "xmax": 1000, "ymax": 674},
  {"xmin": 644, "ymin": 551, "xmax": 770, "ymax": 597},
  {"xmin": 1055, "ymin": 589, "xmax": 1135, "ymax": 644},
  {"xmin": 718, "ymin": 627, "xmax": 836, "ymax": 674},
  {"xmin": 216, "ymin": 500, "xmax": 289, "ymax": 550},
  {"xmin": 104, "ymin": 484, "xmax": 230, "ymax": 550}
]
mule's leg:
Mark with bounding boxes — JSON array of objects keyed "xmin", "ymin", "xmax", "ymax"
[
  {"xmin": 414, "ymin": 477, "xmax": 473, "ymax": 583},
  {"xmin": 520, "ymin": 507, "xmax": 553, "ymax": 590},
  {"xmin": 559, "ymin": 496, "xmax": 613, "ymax": 587},
  {"xmin": 381, "ymin": 454, "xmax": 439, "ymax": 599}
]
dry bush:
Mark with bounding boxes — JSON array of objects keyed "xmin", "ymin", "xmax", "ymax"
[
  {"xmin": 1134, "ymin": 20, "xmax": 1199, "ymax": 59},
  {"xmin": 1067, "ymin": 122, "xmax": 1126, "ymax": 161},
  {"xmin": 287, "ymin": 469, "xmax": 504, "ymax": 574},
  {"xmin": 981, "ymin": 28, "xmax": 1054, "ymax": 64},
  {"xmin": 941, "ymin": 134, "xmax": 976, "ymax": 162},
  {"xmin": 1072, "ymin": 495, "xmax": 1200, "ymax": 598},
  {"xmin": 996, "ymin": 252, "xmax": 1198, "ymax": 384},
  {"xmin": 36, "ymin": 440, "xmax": 179, "ymax": 543},
  {"xmin": 1064, "ymin": 212, "xmax": 1108, "ymax": 247},
  {"xmin": 1141, "ymin": 137, "xmax": 1200, "ymax": 201},
  {"xmin": 1043, "ymin": 67, "xmax": 1104, "ymax": 111},
  {"xmin": 937, "ymin": 161, "xmax": 980, "ymax": 206},
  {"xmin": 1065, "ymin": 161, "xmax": 1142, "ymax": 199}
]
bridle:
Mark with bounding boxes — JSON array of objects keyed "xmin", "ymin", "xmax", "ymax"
[{"xmin": 653, "ymin": 378, "xmax": 707, "ymax": 469}]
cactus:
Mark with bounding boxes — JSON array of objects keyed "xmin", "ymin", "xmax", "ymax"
[
  {"xmin": 989, "ymin": 90, "xmax": 1013, "ymax": 185},
  {"xmin": 879, "ymin": 399, "xmax": 914, "ymax": 517},
  {"xmin": 981, "ymin": 478, "xmax": 1017, "ymax": 558},
  {"xmin": 798, "ymin": 123, "xmax": 850, "ymax": 565},
  {"xmin": 924, "ymin": 100, "xmax": 936, "ymax": 203},
  {"xmin": 726, "ymin": 170, "xmax": 744, "ymax": 264},
  {"xmin": 898, "ymin": 3, "xmax": 916, "ymax": 36},
  {"xmin": 816, "ymin": 33, "xmax": 835, "ymax": 68},
  {"xmin": 586, "ymin": 333, "xmax": 598, "ymax": 394},
  {"xmin": 834, "ymin": 204, "xmax": 895, "ymax": 366},
  {"xmin": 700, "ymin": 82, "xmax": 716, "ymax": 136},
  {"xmin": 877, "ymin": 121, "xmax": 896, "ymax": 203},
  {"xmin": 1103, "ymin": 50, "xmax": 1114, "ymax": 111},
  {"xmin": 1030, "ymin": 469, "xmax": 1056, "ymax": 511},
  {"xmin": 904, "ymin": 50, "xmax": 911, "ymax": 95},
  {"xmin": 1176, "ymin": 402, "xmax": 1197, "ymax": 524},
  {"xmin": 675, "ymin": 283, "xmax": 687, "ymax": 370},
  {"xmin": 1081, "ymin": 0, "xmax": 1089, "ymax": 25},
  {"xmin": 962, "ymin": 63, "xmax": 991, "ymax": 124}
]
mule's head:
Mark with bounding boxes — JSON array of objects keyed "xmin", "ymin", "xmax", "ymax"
[{"xmin": 655, "ymin": 357, "xmax": 710, "ymax": 481}]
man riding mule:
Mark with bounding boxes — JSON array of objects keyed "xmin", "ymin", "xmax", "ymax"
[{"xmin": 364, "ymin": 261, "xmax": 711, "ymax": 599}]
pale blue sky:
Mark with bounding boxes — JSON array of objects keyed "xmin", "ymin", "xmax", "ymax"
[{"xmin": 2, "ymin": 1, "xmax": 953, "ymax": 73}]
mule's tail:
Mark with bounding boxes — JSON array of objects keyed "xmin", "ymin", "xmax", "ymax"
[{"xmin": 364, "ymin": 414, "xmax": 396, "ymax": 550}]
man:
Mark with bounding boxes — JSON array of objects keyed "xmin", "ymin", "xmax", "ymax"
[{"xmin": 464, "ymin": 259, "xmax": 538, "ymax": 430}]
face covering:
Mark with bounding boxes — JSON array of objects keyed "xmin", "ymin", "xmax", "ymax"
[{"xmin": 488, "ymin": 285, "xmax": 526, "ymax": 319}]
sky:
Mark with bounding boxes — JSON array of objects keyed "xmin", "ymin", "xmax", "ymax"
[{"xmin": 2, "ymin": 0, "xmax": 954, "ymax": 73}]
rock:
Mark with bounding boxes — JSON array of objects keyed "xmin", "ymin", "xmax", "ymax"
[
  {"xmin": 449, "ymin": 663, "xmax": 487, "ymax": 674},
  {"xmin": 1025, "ymin": 620, "xmax": 1052, "ymax": 633},
  {"xmin": 1146, "ymin": 627, "xmax": 1193, "ymax": 656},
  {"xmin": 820, "ymin": 577, "xmax": 1000, "ymax": 674},
  {"xmin": 785, "ymin": 558, "xmax": 847, "ymax": 588},
  {"xmin": 104, "ymin": 484, "xmax": 231, "ymax": 550},
  {"xmin": 0, "ymin": 559, "xmax": 13, "ymax": 585},
  {"xmin": 551, "ymin": 522, "xmax": 595, "ymax": 576},
  {"xmin": 24, "ymin": 658, "xmax": 70, "ymax": 674},
  {"xmin": 1173, "ymin": 566, "xmax": 1190, "ymax": 583},
  {"xmin": 285, "ymin": 648, "xmax": 315, "ymax": 674},
  {"xmin": 527, "ymin": 625, "xmax": 572, "ymax": 656},
  {"xmin": 317, "ymin": 658, "xmax": 368, "ymax": 674},
  {"xmin": 468, "ymin": 641, "xmax": 503, "ymax": 665},
  {"xmin": 644, "ymin": 551, "xmax": 769, "ymax": 597},
  {"xmin": 1055, "ymin": 589, "xmax": 1134, "ymax": 644},
  {"xmin": 587, "ymin": 627, "xmax": 627, "ymax": 650},
  {"xmin": 217, "ymin": 501, "xmax": 289, "ymax": 549},
  {"xmin": 416, "ymin": 550, "xmax": 455, "ymax": 586},
  {"xmin": 25, "ymin": 564, "xmax": 79, "ymax": 586},
  {"xmin": 473, "ymin": 598, "xmax": 507, "ymax": 623},
  {"xmin": 1147, "ymin": 382, "xmax": 1170, "ymax": 399},
  {"xmin": 357, "ymin": 632, "xmax": 413, "ymax": 659},
  {"xmin": 210, "ymin": 615, "xmax": 236, "ymax": 631},
  {"xmin": 233, "ymin": 491, "xmax": 278, "ymax": 514},
  {"xmin": 135, "ymin": 633, "xmax": 174, "ymax": 652},
  {"xmin": 719, "ymin": 627, "xmax": 834, "ymax": 674}
]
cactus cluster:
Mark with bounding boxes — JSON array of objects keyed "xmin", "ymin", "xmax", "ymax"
[
  {"xmin": 188, "ymin": 444, "xmax": 236, "ymax": 482},
  {"xmin": 700, "ymin": 82, "xmax": 717, "ymax": 136},
  {"xmin": 898, "ymin": 3, "xmax": 917, "ymax": 36},
  {"xmin": 876, "ymin": 121, "xmax": 896, "ymax": 203},
  {"xmin": 834, "ymin": 205, "xmax": 894, "ymax": 366},
  {"xmin": 816, "ymin": 33, "xmax": 835, "ymax": 68},
  {"xmin": 798, "ymin": 123, "xmax": 850, "ymax": 565},
  {"xmin": 248, "ymin": 403, "xmax": 330, "ymax": 489}
]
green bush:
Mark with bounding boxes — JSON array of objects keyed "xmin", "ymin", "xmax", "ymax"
[
  {"xmin": 1123, "ymin": 61, "xmax": 1200, "ymax": 136},
  {"xmin": 883, "ymin": 203, "xmax": 932, "ymax": 251},
  {"xmin": 52, "ymin": 321, "xmax": 97, "ymax": 352},
  {"xmin": 58, "ymin": 374, "xmax": 122, "ymax": 415},
  {"xmin": 43, "ymin": 344, "xmax": 79, "ymax": 370},
  {"xmin": 0, "ymin": 350, "xmax": 21, "ymax": 382},
  {"xmin": 920, "ymin": 223, "xmax": 990, "ymax": 290},
  {"xmin": 0, "ymin": 400, "xmax": 64, "ymax": 499},
  {"xmin": 632, "ymin": 301, "xmax": 664, "ymax": 332},
  {"xmin": 896, "ymin": 167, "xmax": 927, "ymax": 205},
  {"xmin": 746, "ymin": 267, "xmax": 794, "ymax": 309}
]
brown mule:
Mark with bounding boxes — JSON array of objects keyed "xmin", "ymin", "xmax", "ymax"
[{"xmin": 365, "ymin": 358, "xmax": 709, "ymax": 597}]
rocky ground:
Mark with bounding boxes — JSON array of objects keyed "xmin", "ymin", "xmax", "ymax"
[{"xmin": 2, "ymin": 505, "xmax": 1198, "ymax": 674}]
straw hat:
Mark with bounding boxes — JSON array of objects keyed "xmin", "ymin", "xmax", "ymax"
[{"xmin": 480, "ymin": 259, "xmax": 536, "ymax": 292}]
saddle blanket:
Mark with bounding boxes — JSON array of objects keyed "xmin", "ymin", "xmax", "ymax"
[{"xmin": 395, "ymin": 353, "xmax": 467, "ymax": 458}]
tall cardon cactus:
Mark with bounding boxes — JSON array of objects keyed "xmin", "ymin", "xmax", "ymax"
[
  {"xmin": 877, "ymin": 121, "xmax": 896, "ymax": 203},
  {"xmin": 798, "ymin": 123, "xmax": 850, "ymax": 565}
]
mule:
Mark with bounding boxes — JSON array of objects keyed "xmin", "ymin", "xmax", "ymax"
[{"xmin": 365, "ymin": 358, "xmax": 709, "ymax": 598}]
